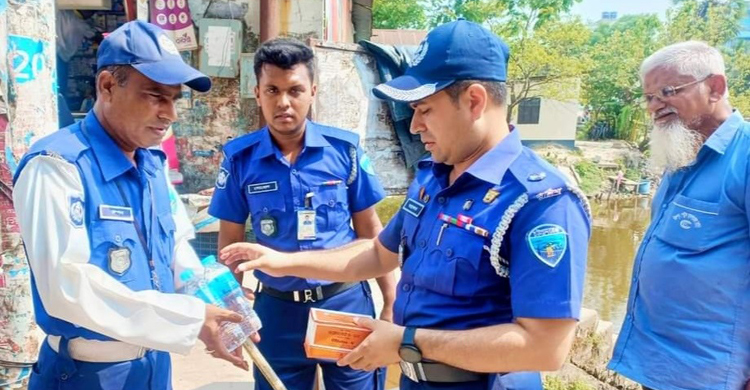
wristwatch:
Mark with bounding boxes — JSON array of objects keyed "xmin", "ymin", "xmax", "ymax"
[{"xmin": 399, "ymin": 326, "xmax": 422, "ymax": 363}]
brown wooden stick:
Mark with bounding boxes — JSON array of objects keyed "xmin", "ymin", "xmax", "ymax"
[{"xmin": 242, "ymin": 340, "xmax": 287, "ymax": 390}]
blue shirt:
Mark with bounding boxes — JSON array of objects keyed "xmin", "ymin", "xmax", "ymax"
[
  {"xmin": 208, "ymin": 120, "xmax": 386, "ymax": 291},
  {"xmin": 609, "ymin": 111, "xmax": 750, "ymax": 390},
  {"xmin": 378, "ymin": 130, "xmax": 590, "ymax": 330}
]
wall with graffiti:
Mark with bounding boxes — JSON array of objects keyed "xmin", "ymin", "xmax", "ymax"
[{"xmin": 0, "ymin": 0, "xmax": 56, "ymax": 386}]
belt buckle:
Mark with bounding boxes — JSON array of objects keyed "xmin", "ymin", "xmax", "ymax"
[
  {"xmin": 303, "ymin": 289, "xmax": 316, "ymax": 303},
  {"xmin": 400, "ymin": 361, "xmax": 420, "ymax": 383}
]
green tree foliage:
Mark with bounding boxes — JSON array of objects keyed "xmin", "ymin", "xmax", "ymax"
[
  {"xmin": 372, "ymin": 0, "xmax": 428, "ymax": 29},
  {"xmin": 505, "ymin": 18, "xmax": 592, "ymax": 121},
  {"xmin": 582, "ymin": 15, "xmax": 661, "ymax": 143}
]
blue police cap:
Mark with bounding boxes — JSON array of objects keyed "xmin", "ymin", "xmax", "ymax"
[
  {"xmin": 373, "ymin": 19, "xmax": 509, "ymax": 103},
  {"xmin": 97, "ymin": 20, "xmax": 211, "ymax": 92}
]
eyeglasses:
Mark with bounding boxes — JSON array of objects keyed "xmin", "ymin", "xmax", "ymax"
[{"xmin": 642, "ymin": 74, "xmax": 713, "ymax": 104}]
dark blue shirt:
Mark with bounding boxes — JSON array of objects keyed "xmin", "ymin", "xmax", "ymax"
[
  {"xmin": 208, "ymin": 121, "xmax": 386, "ymax": 291},
  {"xmin": 378, "ymin": 130, "xmax": 591, "ymax": 330}
]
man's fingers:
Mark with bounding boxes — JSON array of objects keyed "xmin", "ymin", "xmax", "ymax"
[
  {"xmin": 230, "ymin": 347, "xmax": 250, "ymax": 371},
  {"xmin": 236, "ymin": 260, "xmax": 265, "ymax": 273},
  {"xmin": 241, "ymin": 287, "xmax": 256, "ymax": 301},
  {"xmin": 338, "ymin": 345, "xmax": 364, "ymax": 367},
  {"xmin": 216, "ymin": 308, "xmax": 243, "ymax": 323},
  {"xmin": 353, "ymin": 316, "xmax": 376, "ymax": 330},
  {"xmin": 249, "ymin": 332, "xmax": 261, "ymax": 343}
]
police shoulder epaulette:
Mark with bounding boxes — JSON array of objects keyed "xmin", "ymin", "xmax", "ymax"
[
  {"xmin": 314, "ymin": 123, "xmax": 360, "ymax": 147},
  {"xmin": 221, "ymin": 130, "xmax": 265, "ymax": 160}
]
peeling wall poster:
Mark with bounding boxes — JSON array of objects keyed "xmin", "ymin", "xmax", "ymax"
[{"xmin": 150, "ymin": 0, "xmax": 197, "ymax": 51}]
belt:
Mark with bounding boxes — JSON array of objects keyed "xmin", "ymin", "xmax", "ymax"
[
  {"xmin": 400, "ymin": 361, "xmax": 485, "ymax": 383},
  {"xmin": 47, "ymin": 336, "xmax": 150, "ymax": 363},
  {"xmin": 256, "ymin": 281, "xmax": 359, "ymax": 303}
]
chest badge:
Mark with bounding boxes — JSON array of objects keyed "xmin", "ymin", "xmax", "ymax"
[
  {"xmin": 108, "ymin": 247, "xmax": 132, "ymax": 275},
  {"xmin": 419, "ymin": 187, "xmax": 431, "ymax": 203},
  {"xmin": 483, "ymin": 188, "xmax": 500, "ymax": 204},
  {"xmin": 527, "ymin": 224, "xmax": 568, "ymax": 268},
  {"xmin": 260, "ymin": 216, "xmax": 278, "ymax": 237}
]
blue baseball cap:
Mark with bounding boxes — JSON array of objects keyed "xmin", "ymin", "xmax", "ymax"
[
  {"xmin": 373, "ymin": 19, "xmax": 509, "ymax": 103},
  {"xmin": 97, "ymin": 20, "xmax": 211, "ymax": 92}
]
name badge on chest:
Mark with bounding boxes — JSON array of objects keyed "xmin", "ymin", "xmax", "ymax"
[
  {"xmin": 297, "ymin": 210, "xmax": 317, "ymax": 240},
  {"xmin": 248, "ymin": 181, "xmax": 278, "ymax": 194},
  {"xmin": 99, "ymin": 205, "xmax": 134, "ymax": 222},
  {"xmin": 402, "ymin": 198, "xmax": 425, "ymax": 218}
]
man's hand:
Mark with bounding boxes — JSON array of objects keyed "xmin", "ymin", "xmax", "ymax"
[
  {"xmin": 337, "ymin": 317, "xmax": 403, "ymax": 371},
  {"xmin": 220, "ymin": 242, "xmax": 288, "ymax": 276},
  {"xmin": 198, "ymin": 304, "xmax": 249, "ymax": 371}
]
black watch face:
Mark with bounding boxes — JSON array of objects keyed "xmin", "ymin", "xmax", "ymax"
[{"xmin": 399, "ymin": 345, "xmax": 422, "ymax": 363}]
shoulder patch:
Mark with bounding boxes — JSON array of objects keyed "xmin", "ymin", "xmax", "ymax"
[
  {"xmin": 360, "ymin": 153, "xmax": 376, "ymax": 175},
  {"xmin": 216, "ymin": 167, "xmax": 229, "ymax": 189},
  {"xmin": 69, "ymin": 195, "xmax": 85, "ymax": 228},
  {"xmin": 527, "ymin": 224, "xmax": 567, "ymax": 267}
]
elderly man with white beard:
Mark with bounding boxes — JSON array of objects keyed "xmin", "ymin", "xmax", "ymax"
[{"xmin": 607, "ymin": 41, "xmax": 750, "ymax": 390}]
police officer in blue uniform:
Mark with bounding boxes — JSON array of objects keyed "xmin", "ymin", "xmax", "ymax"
[
  {"xmin": 208, "ymin": 38, "xmax": 395, "ymax": 390},
  {"xmin": 221, "ymin": 20, "xmax": 591, "ymax": 390},
  {"xmin": 12, "ymin": 21, "xmax": 249, "ymax": 390}
]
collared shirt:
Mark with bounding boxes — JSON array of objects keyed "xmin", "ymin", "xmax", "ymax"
[
  {"xmin": 12, "ymin": 111, "xmax": 205, "ymax": 355},
  {"xmin": 609, "ymin": 111, "xmax": 750, "ymax": 390},
  {"xmin": 378, "ymin": 130, "xmax": 590, "ymax": 330},
  {"xmin": 208, "ymin": 120, "xmax": 386, "ymax": 292}
]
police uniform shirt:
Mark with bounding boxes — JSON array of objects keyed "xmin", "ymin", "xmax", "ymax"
[
  {"xmin": 208, "ymin": 120, "xmax": 386, "ymax": 292},
  {"xmin": 378, "ymin": 129, "xmax": 591, "ymax": 330},
  {"xmin": 12, "ymin": 112, "xmax": 205, "ymax": 354}
]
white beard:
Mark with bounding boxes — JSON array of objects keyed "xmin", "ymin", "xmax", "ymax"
[{"xmin": 648, "ymin": 120, "xmax": 704, "ymax": 173}]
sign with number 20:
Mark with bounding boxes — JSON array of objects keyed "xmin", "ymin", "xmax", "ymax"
[{"xmin": 8, "ymin": 35, "xmax": 49, "ymax": 84}]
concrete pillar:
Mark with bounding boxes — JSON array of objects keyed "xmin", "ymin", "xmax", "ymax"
[{"xmin": 0, "ymin": 0, "xmax": 57, "ymax": 386}]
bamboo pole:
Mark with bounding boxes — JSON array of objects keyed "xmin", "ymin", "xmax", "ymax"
[{"xmin": 242, "ymin": 340, "xmax": 287, "ymax": 390}]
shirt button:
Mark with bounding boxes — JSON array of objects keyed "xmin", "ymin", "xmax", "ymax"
[
  {"xmin": 662, "ymin": 204, "xmax": 667, "ymax": 209},
  {"xmin": 446, "ymin": 248, "xmax": 454, "ymax": 257},
  {"xmin": 438, "ymin": 197, "xmax": 446, "ymax": 204},
  {"xmin": 418, "ymin": 239, "xmax": 426, "ymax": 248},
  {"xmin": 292, "ymin": 169, "xmax": 298, "ymax": 175},
  {"xmin": 328, "ymin": 199, "xmax": 336, "ymax": 207},
  {"xmin": 60, "ymin": 373, "xmax": 68, "ymax": 381},
  {"xmin": 402, "ymin": 283, "xmax": 412, "ymax": 292},
  {"xmin": 262, "ymin": 207, "xmax": 269, "ymax": 213}
]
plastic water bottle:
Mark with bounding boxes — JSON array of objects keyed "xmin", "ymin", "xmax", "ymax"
[
  {"xmin": 178, "ymin": 268, "xmax": 253, "ymax": 352},
  {"xmin": 201, "ymin": 256, "xmax": 263, "ymax": 337}
]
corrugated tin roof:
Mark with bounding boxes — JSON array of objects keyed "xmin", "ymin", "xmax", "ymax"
[{"xmin": 370, "ymin": 29, "xmax": 428, "ymax": 46}]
